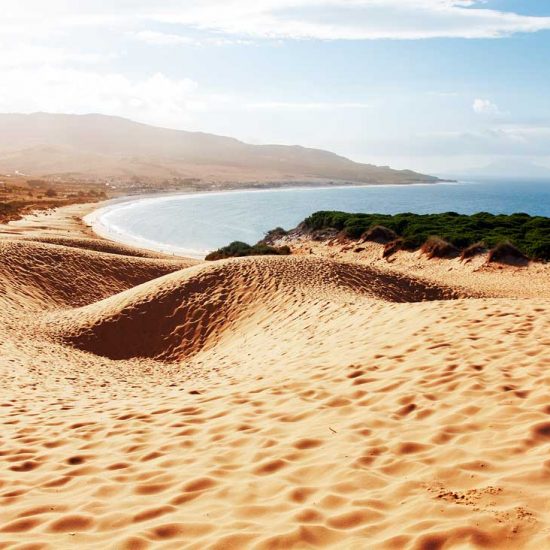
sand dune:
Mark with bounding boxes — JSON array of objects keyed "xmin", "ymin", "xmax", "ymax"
[
  {"xmin": 1, "ymin": 220, "xmax": 549, "ymax": 549},
  {"xmin": 0, "ymin": 239, "xmax": 190, "ymax": 311},
  {"xmin": 10, "ymin": 235, "xmax": 174, "ymax": 259},
  {"xmin": 48, "ymin": 256, "xmax": 465, "ymax": 362}
]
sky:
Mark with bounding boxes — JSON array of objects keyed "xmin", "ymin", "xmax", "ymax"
[{"xmin": 1, "ymin": 0, "xmax": 550, "ymax": 175}]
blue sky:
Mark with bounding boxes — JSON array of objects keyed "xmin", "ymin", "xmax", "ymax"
[{"xmin": 1, "ymin": 1, "xmax": 550, "ymax": 174}]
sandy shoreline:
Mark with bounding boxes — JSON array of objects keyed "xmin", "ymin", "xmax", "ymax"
[
  {"xmin": 84, "ymin": 198, "xmax": 207, "ymax": 259},
  {"xmin": 0, "ymin": 201, "xmax": 549, "ymax": 549},
  {"xmin": 83, "ymin": 181, "xmax": 463, "ymax": 260}
]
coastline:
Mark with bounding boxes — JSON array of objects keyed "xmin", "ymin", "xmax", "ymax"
[
  {"xmin": 85, "ymin": 201, "xmax": 208, "ymax": 259},
  {"xmin": 2, "ymin": 181, "xmax": 445, "ymax": 260},
  {"xmin": 6, "ymin": 181, "xmax": 442, "ymax": 260},
  {"xmin": 84, "ymin": 180, "xmax": 462, "ymax": 259},
  {"xmin": 0, "ymin": 200, "xmax": 200, "ymax": 262}
]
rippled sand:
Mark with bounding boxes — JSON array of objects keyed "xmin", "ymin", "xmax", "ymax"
[{"xmin": 0, "ymin": 207, "xmax": 549, "ymax": 549}]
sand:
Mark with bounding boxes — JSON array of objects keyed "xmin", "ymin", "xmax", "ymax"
[{"xmin": 0, "ymin": 204, "xmax": 549, "ymax": 549}]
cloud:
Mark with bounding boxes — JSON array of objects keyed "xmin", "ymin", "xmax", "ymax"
[
  {"xmin": 0, "ymin": 61, "xmax": 370, "ymax": 128},
  {"xmin": 133, "ymin": 31, "xmax": 198, "ymax": 46},
  {"xmin": 145, "ymin": 0, "xmax": 550, "ymax": 40},
  {"xmin": 132, "ymin": 30, "xmax": 253, "ymax": 47},
  {"xmin": 3, "ymin": 1, "xmax": 550, "ymax": 41},
  {"xmin": 473, "ymin": 98, "xmax": 501, "ymax": 115},
  {"xmin": 0, "ymin": 67, "xmax": 203, "ymax": 128},
  {"xmin": 496, "ymin": 124, "xmax": 550, "ymax": 143},
  {"xmin": 1, "ymin": 1, "xmax": 548, "ymax": 167}
]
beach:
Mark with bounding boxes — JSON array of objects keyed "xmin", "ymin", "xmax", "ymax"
[
  {"xmin": 80, "ymin": 183, "xmax": 445, "ymax": 260},
  {"xmin": 0, "ymin": 202, "xmax": 549, "ymax": 549},
  {"xmin": 80, "ymin": 180, "xmax": 550, "ymax": 261}
]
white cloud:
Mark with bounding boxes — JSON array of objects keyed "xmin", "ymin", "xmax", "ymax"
[
  {"xmin": 0, "ymin": 64, "xmax": 370, "ymax": 126},
  {"xmin": 132, "ymin": 30, "xmax": 253, "ymax": 47},
  {"xmin": 497, "ymin": 124, "xmax": 550, "ymax": 142},
  {"xmin": 0, "ymin": 67, "xmax": 203, "ymax": 128},
  {"xmin": 2, "ymin": 1, "xmax": 550, "ymax": 41},
  {"xmin": 473, "ymin": 98, "xmax": 501, "ymax": 115},
  {"xmin": 145, "ymin": 0, "xmax": 550, "ymax": 40},
  {"xmin": 0, "ymin": 1, "xmax": 548, "ymax": 167}
]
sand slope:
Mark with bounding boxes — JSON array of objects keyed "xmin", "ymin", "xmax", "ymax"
[
  {"xmin": 47, "ymin": 256, "xmax": 464, "ymax": 362},
  {"xmin": 0, "ymin": 240, "xmax": 190, "ymax": 310},
  {"xmin": 0, "ymin": 235, "xmax": 549, "ymax": 549}
]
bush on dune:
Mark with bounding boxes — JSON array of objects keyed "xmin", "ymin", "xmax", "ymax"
[
  {"xmin": 382, "ymin": 238, "xmax": 404, "ymax": 259},
  {"xmin": 460, "ymin": 242, "xmax": 487, "ymax": 261},
  {"xmin": 0, "ymin": 201, "xmax": 22, "ymax": 216},
  {"xmin": 302, "ymin": 210, "xmax": 550, "ymax": 261},
  {"xmin": 262, "ymin": 227, "xmax": 288, "ymax": 244},
  {"xmin": 362, "ymin": 225, "xmax": 397, "ymax": 244},
  {"xmin": 206, "ymin": 241, "xmax": 291, "ymax": 261},
  {"xmin": 488, "ymin": 242, "xmax": 529, "ymax": 265},
  {"xmin": 421, "ymin": 237, "xmax": 459, "ymax": 259}
]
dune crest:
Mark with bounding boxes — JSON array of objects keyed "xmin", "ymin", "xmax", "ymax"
[{"xmin": 0, "ymin": 239, "xmax": 190, "ymax": 310}]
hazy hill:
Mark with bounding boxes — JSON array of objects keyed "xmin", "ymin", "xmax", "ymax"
[{"xmin": 0, "ymin": 113, "xmax": 439, "ymax": 185}]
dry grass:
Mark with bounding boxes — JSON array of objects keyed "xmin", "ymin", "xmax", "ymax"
[
  {"xmin": 421, "ymin": 236, "xmax": 460, "ymax": 259},
  {"xmin": 362, "ymin": 225, "xmax": 398, "ymax": 244},
  {"xmin": 383, "ymin": 238, "xmax": 404, "ymax": 259},
  {"xmin": 460, "ymin": 242, "xmax": 488, "ymax": 261}
]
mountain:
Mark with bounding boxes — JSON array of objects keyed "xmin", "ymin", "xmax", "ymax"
[
  {"xmin": 0, "ymin": 113, "xmax": 439, "ymax": 185},
  {"xmin": 449, "ymin": 159, "xmax": 550, "ymax": 180}
]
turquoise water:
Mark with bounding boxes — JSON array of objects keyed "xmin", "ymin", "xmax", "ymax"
[{"xmin": 91, "ymin": 179, "xmax": 550, "ymax": 258}]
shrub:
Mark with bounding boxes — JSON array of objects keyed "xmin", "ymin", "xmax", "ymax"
[
  {"xmin": 300, "ymin": 210, "xmax": 549, "ymax": 261},
  {"xmin": 488, "ymin": 242, "xmax": 528, "ymax": 265},
  {"xmin": 460, "ymin": 242, "xmax": 487, "ymax": 261},
  {"xmin": 362, "ymin": 225, "xmax": 397, "ymax": 244},
  {"xmin": 526, "ymin": 241, "xmax": 550, "ymax": 261},
  {"xmin": 206, "ymin": 241, "xmax": 291, "ymax": 261},
  {"xmin": 26, "ymin": 179, "xmax": 46, "ymax": 188},
  {"xmin": 421, "ymin": 237, "xmax": 459, "ymax": 259},
  {"xmin": 383, "ymin": 238, "xmax": 404, "ymax": 259},
  {"xmin": 264, "ymin": 227, "xmax": 287, "ymax": 239}
]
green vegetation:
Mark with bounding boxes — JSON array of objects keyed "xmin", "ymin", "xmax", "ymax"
[
  {"xmin": 303, "ymin": 211, "xmax": 550, "ymax": 261},
  {"xmin": 206, "ymin": 241, "xmax": 291, "ymax": 261},
  {"xmin": 263, "ymin": 227, "xmax": 288, "ymax": 243},
  {"xmin": 488, "ymin": 242, "xmax": 528, "ymax": 264}
]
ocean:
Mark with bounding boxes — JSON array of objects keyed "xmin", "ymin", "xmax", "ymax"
[{"xmin": 88, "ymin": 179, "xmax": 550, "ymax": 258}]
